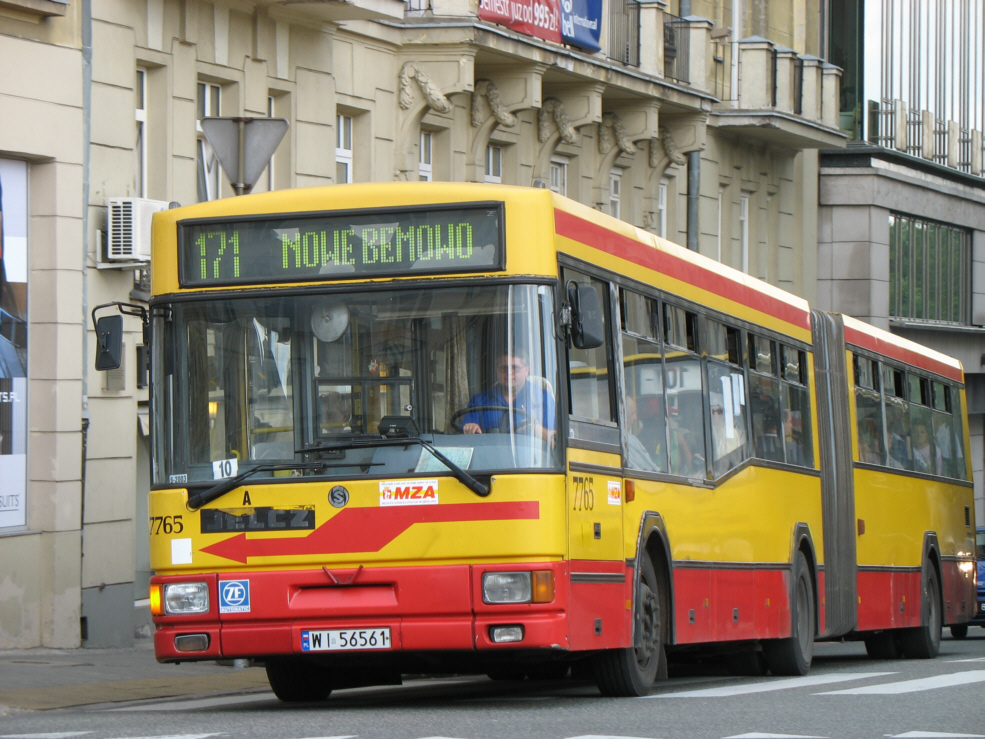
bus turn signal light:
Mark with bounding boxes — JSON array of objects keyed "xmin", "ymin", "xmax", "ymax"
[
  {"xmin": 149, "ymin": 584, "xmax": 163, "ymax": 616},
  {"xmin": 532, "ymin": 571, "xmax": 555, "ymax": 603}
]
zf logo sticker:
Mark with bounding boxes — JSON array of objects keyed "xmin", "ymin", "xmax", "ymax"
[{"xmin": 219, "ymin": 580, "xmax": 251, "ymax": 613}]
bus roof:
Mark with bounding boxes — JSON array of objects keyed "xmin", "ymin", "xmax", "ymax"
[
  {"xmin": 841, "ymin": 313, "xmax": 964, "ymax": 383},
  {"xmin": 550, "ymin": 193, "xmax": 813, "ymax": 339}
]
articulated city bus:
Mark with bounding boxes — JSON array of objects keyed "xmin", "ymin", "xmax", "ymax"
[{"xmin": 95, "ymin": 182, "xmax": 976, "ymax": 700}]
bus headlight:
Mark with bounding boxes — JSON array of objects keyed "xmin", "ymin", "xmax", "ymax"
[
  {"xmin": 484, "ymin": 572, "xmax": 531, "ymax": 603},
  {"xmin": 482, "ymin": 571, "xmax": 555, "ymax": 604},
  {"xmin": 164, "ymin": 582, "xmax": 210, "ymax": 614}
]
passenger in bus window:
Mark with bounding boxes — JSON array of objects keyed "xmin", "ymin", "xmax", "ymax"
[
  {"xmin": 887, "ymin": 416, "xmax": 910, "ymax": 469},
  {"xmin": 319, "ymin": 391, "xmax": 352, "ymax": 433},
  {"xmin": 624, "ymin": 395, "xmax": 658, "ymax": 472},
  {"xmin": 710, "ymin": 394, "xmax": 746, "ymax": 476},
  {"xmin": 462, "ymin": 349, "xmax": 556, "ymax": 443},
  {"xmin": 911, "ymin": 422, "xmax": 941, "ymax": 475},
  {"xmin": 782, "ymin": 410, "xmax": 805, "ymax": 466}
]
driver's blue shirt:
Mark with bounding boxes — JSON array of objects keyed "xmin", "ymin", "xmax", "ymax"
[{"xmin": 463, "ymin": 381, "xmax": 556, "ymax": 433}]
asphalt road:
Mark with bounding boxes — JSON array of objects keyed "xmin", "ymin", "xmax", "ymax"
[{"xmin": 2, "ymin": 631, "xmax": 984, "ymax": 739}]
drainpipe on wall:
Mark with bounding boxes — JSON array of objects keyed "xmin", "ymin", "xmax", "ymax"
[
  {"xmin": 80, "ymin": 0, "xmax": 92, "ymax": 642},
  {"xmin": 687, "ymin": 152, "xmax": 700, "ymax": 252},
  {"xmin": 679, "ymin": 0, "xmax": 700, "ymax": 252}
]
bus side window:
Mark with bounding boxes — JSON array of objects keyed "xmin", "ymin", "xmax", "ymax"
[
  {"xmin": 854, "ymin": 354, "xmax": 885, "ymax": 465},
  {"xmin": 780, "ymin": 345, "xmax": 812, "ymax": 468},
  {"xmin": 749, "ymin": 335, "xmax": 782, "ymax": 462},
  {"xmin": 621, "ymin": 289, "xmax": 666, "ymax": 472},
  {"xmin": 664, "ymin": 303, "xmax": 705, "ymax": 477},
  {"xmin": 565, "ymin": 270, "xmax": 614, "ymax": 424}
]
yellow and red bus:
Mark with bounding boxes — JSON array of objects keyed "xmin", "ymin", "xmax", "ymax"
[{"xmin": 99, "ymin": 182, "xmax": 975, "ymax": 699}]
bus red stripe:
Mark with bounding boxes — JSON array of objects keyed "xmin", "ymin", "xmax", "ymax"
[
  {"xmin": 555, "ymin": 209, "xmax": 812, "ymax": 333},
  {"xmin": 844, "ymin": 326, "xmax": 963, "ymax": 383}
]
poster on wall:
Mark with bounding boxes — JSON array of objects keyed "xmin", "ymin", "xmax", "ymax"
[
  {"xmin": 477, "ymin": 0, "xmax": 602, "ymax": 51},
  {"xmin": 0, "ymin": 158, "xmax": 28, "ymax": 529}
]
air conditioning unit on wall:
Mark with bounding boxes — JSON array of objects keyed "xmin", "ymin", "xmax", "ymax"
[{"xmin": 106, "ymin": 197, "xmax": 169, "ymax": 261}]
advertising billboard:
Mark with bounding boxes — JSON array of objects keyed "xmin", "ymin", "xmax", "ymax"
[{"xmin": 0, "ymin": 158, "xmax": 28, "ymax": 529}]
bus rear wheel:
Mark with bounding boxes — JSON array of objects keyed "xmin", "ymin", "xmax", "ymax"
[
  {"xmin": 265, "ymin": 658, "xmax": 332, "ymax": 702},
  {"xmin": 950, "ymin": 624, "xmax": 969, "ymax": 639},
  {"xmin": 899, "ymin": 567, "xmax": 941, "ymax": 659},
  {"xmin": 763, "ymin": 551, "xmax": 815, "ymax": 676},
  {"xmin": 591, "ymin": 556, "xmax": 665, "ymax": 697}
]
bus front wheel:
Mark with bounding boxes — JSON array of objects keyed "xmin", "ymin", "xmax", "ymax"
[
  {"xmin": 591, "ymin": 556, "xmax": 665, "ymax": 697},
  {"xmin": 763, "ymin": 551, "xmax": 815, "ymax": 676},
  {"xmin": 265, "ymin": 658, "xmax": 332, "ymax": 702}
]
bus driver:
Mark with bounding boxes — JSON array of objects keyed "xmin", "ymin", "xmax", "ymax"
[{"xmin": 462, "ymin": 349, "xmax": 556, "ymax": 444}]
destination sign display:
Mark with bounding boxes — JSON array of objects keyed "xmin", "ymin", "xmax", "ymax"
[{"xmin": 178, "ymin": 203, "xmax": 504, "ymax": 287}]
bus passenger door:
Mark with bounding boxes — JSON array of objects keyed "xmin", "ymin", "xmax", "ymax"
[
  {"xmin": 562, "ymin": 269, "xmax": 625, "ymax": 563},
  {"xmin": 566, "ymin": 450, "xmax": 625, "ymax": 562}
]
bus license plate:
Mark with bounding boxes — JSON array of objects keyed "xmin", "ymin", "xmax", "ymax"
[{"xmin": 301, "ymin": 628, "xmax": 391, "ymax": 652}]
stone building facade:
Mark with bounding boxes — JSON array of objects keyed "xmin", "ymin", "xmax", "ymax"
[
  {"xmin": 1, "ymin": 0, "xmax": 843, "ymax": 646},
  {"xmin": 822, "ymin": 0, "xmax": 985, "ymax": 528}
]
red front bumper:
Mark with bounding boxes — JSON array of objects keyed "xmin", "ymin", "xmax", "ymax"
[{"xmin": 152, "ymin": 560, "xmax": 632, "ymax": 661}]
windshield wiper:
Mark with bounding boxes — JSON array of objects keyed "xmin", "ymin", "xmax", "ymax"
[
  {"xmin": 303, "ymin": 435, "xmax": 490, "ymax": 497},
  {"xmin": 186, "ymin": 461, "xmax": 327, "ymax": 510}
]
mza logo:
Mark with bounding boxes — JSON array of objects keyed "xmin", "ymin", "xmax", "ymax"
[
  {"xmin": 218, "ymin": 579, "xmax": 251, "ymax": 613},
  {"xmin": 379, "ymin": 479, "xmax": 439, "ymax": 506}
]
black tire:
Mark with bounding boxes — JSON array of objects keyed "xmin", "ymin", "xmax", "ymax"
[
  {"xmin": 899, "ymin": 567, "xmax": 941, "ymax": 659},
  {"xmin": 591, "ymin": 556, "xmax": 666, "ymax": 697},
  {"xmin": 724, "ymin": 649, "xmax": 768, "ymax": 676},
  {"xmin": 763, "ymin": 551, "xmax": 815, "ymax": 676},
  {"xmin": 949, "ymin": 624, "xmax": 969, "ymax": 639},
  {"xmin": 864, "ymin": 631, "xmax": 902, "ymax": 659},
  {"xmin": 265, "ymin": 659, "xmax": 332, "ymax": 702}
]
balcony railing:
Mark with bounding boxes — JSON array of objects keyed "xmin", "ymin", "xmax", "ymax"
[
  {"xmin": 867, "ymin": 99, "xmax": 985, "ymax": 177},
  {"xmin": 607, "ymin": 0, "xmax": 640, "ymax": 66},
  {"xmin": 663, "ymin": 14, "xmax": 689, "ymax": 83}
]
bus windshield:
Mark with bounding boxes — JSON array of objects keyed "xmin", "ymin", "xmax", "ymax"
[{"xmin": 152, "ymin": 283, "xmax": 561, "ymax": 486}]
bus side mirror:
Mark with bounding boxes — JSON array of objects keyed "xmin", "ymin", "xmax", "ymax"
[
  {"xmin": 94, "ymin": 315, "xmax": 124, "ymax": 371},
  {"xmin": 569, "ymin": 284, "xmax": 605, "ymax": 350}
]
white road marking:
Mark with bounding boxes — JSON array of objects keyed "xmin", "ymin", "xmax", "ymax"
[
  {"xmin": 945, "ymin": 657, "xmax": 985, "ymax": 663},
  {"xmin": 723, "ymin": 733, "xmax": 828, "ymax": 738},
  {"xmin": 0, "ymin": 734, "xmax": 94, "ymax": 739},
  {"xmin": 818, "ymin": 670, "xmax": 985, "ymax": 695},
  {"xmin": 108, "ymin": 693, "xmax": 275, "ymax": 711},
  {"xmin": 648, "ymin": 672, "xmax": 895, "ymax": 698},
  {"xmin": 887, "ymin": 733, "xmax": 985, "ymax": 738}
]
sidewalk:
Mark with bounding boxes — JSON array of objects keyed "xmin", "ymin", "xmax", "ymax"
[{"xmin": 0, "ymin": 640, "xmax": 270, "ymax": 712}]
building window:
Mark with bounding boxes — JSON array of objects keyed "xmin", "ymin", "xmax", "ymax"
[
  {"xmin": 196, "ymin": 81, "xmax": 222, "ymax": 201},
  {"xmin": 657, "ymin": 178, "xmax": 668, "ymax": 238},
  {"xmin": 419, "ymin": 131, "xmax": 433, "ymax": 181},
  {"xmin": 739, "ymin": 193, "xmax": 750, "ymax": 273},
  {"xmin": 549, "ymin": 156, "xmax": 568, "ymax": 196},
  {"xmin": 336, "ymin": 114, "xmax": 353, "ymax": 183},
  {"xmin": 264, "ymin": 95, "xmax": 276, "ymax": 192},
  {"xmin": 609, "ymin": 170, "xmax": 622, "ymax": 219},
  {"xmin": 890, "ymin": 213, "xmax": 971, "ymax": 324},
  {"xmin": 135, "ymin": 69, "xmax": 147, "ymax": 198},
  {"xmin": 485, "ymin": 145, "xmax": 502, "ymax": 183}
]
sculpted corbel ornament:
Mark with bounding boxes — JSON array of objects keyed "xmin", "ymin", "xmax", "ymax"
[
  {"xmin": 599, "ymin": 113, "xmax": 637, "ymax": 155},
  {"xmin": 657, "ymin": 125, "xmax": 687, "ymax": 166},
  {"xmin": 472, "ymin": 80, "xmax": 518, "ymax": 128},
  {"xmin": 538, "ymin": 98, "xmax": 577, "ymax": 144},
  {"xmin": 399, "ymin": 62, "xmax": 453, "ymax": 114}
]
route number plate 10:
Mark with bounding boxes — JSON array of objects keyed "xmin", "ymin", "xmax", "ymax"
[{"xmin": 301, "ymin": 628, "xmax": 392, "ymax": 651}]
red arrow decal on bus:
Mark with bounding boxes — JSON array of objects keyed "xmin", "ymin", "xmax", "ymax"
[{"xmin": 200, "ymin": 501, "xmax": 540, "ymax": 563}]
